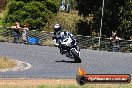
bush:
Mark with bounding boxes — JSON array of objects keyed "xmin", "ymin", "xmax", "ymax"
[
  {"xmin": 0, "ymin": 0, "xmax": 7, "ymax": 12},
  {"xmin": 46, "ymin": 0, "xmax": 61, "ymax": 13},
  {"xmin": 43, "ymin": 12, "xmax": 83, "ymax": 35},
  {"xmin": 3, "ymin": 0, "xmax": 61, "ymax": 30}
]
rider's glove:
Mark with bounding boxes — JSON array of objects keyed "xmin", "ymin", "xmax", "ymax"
[
  {"xmin": 52, "ymin": 36, "xmax": 55, "ymax": 39},
  {"xmin": 54, "ymin": 42, "xmax": 59, "ymax": 47}
]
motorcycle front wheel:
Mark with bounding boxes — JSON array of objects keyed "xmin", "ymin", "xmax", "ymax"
[{"xmin": 70, "ymin": 49, "xmax": 81, "ymax": 63}]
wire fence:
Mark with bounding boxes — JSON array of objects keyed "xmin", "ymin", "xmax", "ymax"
[{"xmin": 0, "ymin": 27, "xmax": 132, "ymax": 52}]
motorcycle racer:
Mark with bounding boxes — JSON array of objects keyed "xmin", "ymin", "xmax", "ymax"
[
  {"xmin": 52, "ymin": 24, "xmax": 81, "ymax": 63},
  {"xmin": 52, "ymin": 24, "xmax": 77, "ymax": 50}
]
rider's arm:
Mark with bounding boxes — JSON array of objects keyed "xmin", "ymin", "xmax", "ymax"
[
  {"xmin": 52, "ymin": 35, "xmax": 61, "ymax": 47},
  {"xmin": 64, "ymin": 31, "xmax": 73, "ymax": 37},
  {"xmin": 53, "ymin": 39, "xmax": 59, "ymax": 46},
  {"xmin": 67, "ymin": 32, "xmax": 76, "ymax": 40}
]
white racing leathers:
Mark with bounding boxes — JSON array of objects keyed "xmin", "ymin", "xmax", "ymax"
[{"xmin": 52, "ymin": 31, "xmax": 81, "ymax": 62}]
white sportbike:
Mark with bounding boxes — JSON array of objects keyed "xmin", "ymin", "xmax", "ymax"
[{"xmin": 58, "ymin": 35, "xmax": 81, "ymax": 63}]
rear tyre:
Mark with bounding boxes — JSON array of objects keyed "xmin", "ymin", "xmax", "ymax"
[{"xmin": 71, "ymin": 49, "xmax": 82, "ymax": 63}]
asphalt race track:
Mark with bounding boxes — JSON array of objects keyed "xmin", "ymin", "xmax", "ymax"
[{"xmin": 0, "ymin": 42, "xmax": 132, "ymax": 78}]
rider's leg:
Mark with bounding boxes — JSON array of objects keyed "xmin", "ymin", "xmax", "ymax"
[{"xmin": 59, "ymin": 47, "xmax": 65, "ymax": 55}]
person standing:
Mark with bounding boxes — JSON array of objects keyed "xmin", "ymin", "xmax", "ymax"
[
  {"xmin": 110, "ymin": 32, "xmax": 120, "ymax": 52},
  {"xmin": 22, "ymin": 23, "xmax": 29, "ymax": 44},
  {"xmin": 12, "ymin": 22, "xmax": 21, "ymax": 43}
]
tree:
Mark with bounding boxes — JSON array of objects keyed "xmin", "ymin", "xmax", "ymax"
[
  {"xmin": 75, "ymin": 0, "xmax": 101, "ymax": 36},
  {"xmin": 0, "ymin": 0, "xmax": 7, "ymax": 12},
  {"xmin": 46, "ymin": 0, "xmax": 61, "ymax": 13},
  {"xmin": 118, "ymin": 0, "xmax": 132, "ymax": 39},
  {"xmin": 75, "ymin": 0, "xmax": 132, "ymax": 39},
  {"xmin": 102, "ymin": 0, "xmax": 126, "ymax": 38},
  {"xmin": 3, "ymin": 0, "xmax": 61, "ymax": 30}
]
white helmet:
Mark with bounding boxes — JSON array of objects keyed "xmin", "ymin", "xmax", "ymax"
[
  {"xmin": 54, "ymin": 24, "xmax": 60, "ymax": 28},
  {"xmin": 54, "ymin": 24, "xmax": 62, "ymax": 33}
]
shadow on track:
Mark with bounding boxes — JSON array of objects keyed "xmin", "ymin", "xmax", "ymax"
[{"xmin": 55, "ymin": 60, "xmax": 80, "ymax": 63}]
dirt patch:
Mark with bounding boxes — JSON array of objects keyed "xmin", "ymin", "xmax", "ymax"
[
  {"xmin": 0, "ymin": 79, "xmax": 76, "ymax": 86},
  {"xmin": 0, "ymin": 79, "xmax": 83, "ymax": 88},
  {"xmin": 0, "ymin": 57, "xmax": 31, "ymax": 72},
  {"xmin": 0, "ymin": 79, "xmax": 131, "ymax": 88},
  {"xmin": 0, "ymin": 57, "xmax": 17, "ymax": 69}
]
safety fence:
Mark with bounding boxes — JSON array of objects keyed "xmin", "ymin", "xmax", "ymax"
[{"xmin": 0, "ymin": 27, "xmax": 132, "ymax": 52}]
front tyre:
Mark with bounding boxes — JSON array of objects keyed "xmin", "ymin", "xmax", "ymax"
[{"xmin": 71, "ymin": 49, "xmax": 81, "ymax": 63}]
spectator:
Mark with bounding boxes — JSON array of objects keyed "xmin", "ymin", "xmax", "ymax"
[
  {"xmin": 22, "ymin": 23, "xmax": 29, "ymax": 44},
  {"xmin": 110, "ymin": 32, "xmax": 121, "ymax": 52},
  {"xmin": 110, "ymin": 32, "xmax": 120, "ymax": 43},
  {"xmin": 12, "ymin": 22, "xmax": 21, "ymax": 43}
]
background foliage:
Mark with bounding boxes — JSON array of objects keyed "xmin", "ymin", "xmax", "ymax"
[
  {"xmin": 75, "ymin": 0, "xmax": 132, "ymax": 39},
  {"xmin": 1, "ymin": 0, "xmax": 132, "ymax": 39},
  {"xmin": 0, "ymin": 0, "xmax": 7, "ymax": 12},
  {"xmin": 3, "ymin": 0, "xmax": 61, "ymax": 30}
]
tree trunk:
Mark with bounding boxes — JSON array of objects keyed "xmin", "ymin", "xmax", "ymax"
[{"xmin": 64, "ymin": 0, "xmax": 67, "ymax": 12}]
